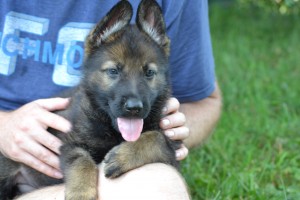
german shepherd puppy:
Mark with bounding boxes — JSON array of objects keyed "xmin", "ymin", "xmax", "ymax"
[{"xmin": 0, "ymin": 0, "xmax": 179, "ymax": 199}]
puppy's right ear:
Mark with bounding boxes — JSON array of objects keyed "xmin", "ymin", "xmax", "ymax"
[
  {"xmin": 86, "ymin": 1, "xmax": 133, "ymax": 52},
  {"xmin": 136, "ymin": 0, "xmax": 170, "ymax": 56}
]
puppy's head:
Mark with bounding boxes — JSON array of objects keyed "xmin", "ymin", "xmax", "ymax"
[{"xmin": 83, "ymin": 0, "xmax": 170, "ymax": 141}]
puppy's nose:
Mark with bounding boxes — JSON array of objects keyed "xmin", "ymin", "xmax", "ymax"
[{"xmin": 124, "ymin": 98, "xmax": 143, "ymax": 113}]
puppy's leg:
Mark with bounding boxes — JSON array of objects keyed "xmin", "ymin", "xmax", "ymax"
[
  {"xmin": 60, "ymin": 145, "xmax": 98, "ymax": 200},
  {"xmin": 104, "ymin": 131, "xmax": 179, "ymax": 178}
]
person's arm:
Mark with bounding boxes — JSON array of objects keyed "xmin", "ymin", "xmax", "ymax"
[
  {"xmin": 159, "ymin": 0, "xmax": 220, "ymax": 152},
  {"xmin": 181, "ymin": 83, "xmax": 222, "ymax": 148},
  {"xmin": 160, "ymin": 82, "xmax": 222, "ymax": 158}
]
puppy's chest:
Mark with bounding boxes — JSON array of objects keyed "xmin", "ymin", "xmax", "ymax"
[{"xmin": 69, "ymin": 123, "xmax": 123, "ymax": 163}]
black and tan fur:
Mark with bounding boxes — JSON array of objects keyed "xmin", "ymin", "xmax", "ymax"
[{"xmin": 0, "ymin": 0, "xmax": 179, "ymax": 199}]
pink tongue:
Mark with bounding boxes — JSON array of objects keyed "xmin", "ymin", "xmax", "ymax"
[{"xmin": 117, "ymin": 118, "xmax": 144, "ymax": 142}]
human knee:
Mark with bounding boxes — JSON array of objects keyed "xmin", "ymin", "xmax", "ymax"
[{"xmin": 99, "ymin": 163, "xmax": 190, "ymax": 200}]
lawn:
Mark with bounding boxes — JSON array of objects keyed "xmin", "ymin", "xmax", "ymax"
[{"xmin": 181, "ymin": 3, "xmax": 300, "ymax": 200}]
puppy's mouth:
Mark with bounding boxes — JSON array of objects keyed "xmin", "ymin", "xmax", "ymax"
[{"xmin": 117, "ymin": 118, "xmax": 144, "ymax": 142}]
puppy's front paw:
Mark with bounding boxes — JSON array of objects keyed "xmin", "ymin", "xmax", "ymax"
[
  {"xmin": 103, "ymin": 145, "xmax": 126, "ymax": 178},
  {"xmin": 103, "ymin": 131, "xmax": 178, "ymax": 178}
]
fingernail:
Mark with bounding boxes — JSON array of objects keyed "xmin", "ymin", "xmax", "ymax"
[
  {"xmin": 65, "ymin": 122, "xmax": 72, "ymax": 133},
  {"xmin": 176, "ymin": 151, "xmax": 181, "ymax": 158},
  {"xmin": 165, "ymin": 130, "xmax": 174, "ymax": 138},
  {"xmin": 161, "ymin": 119, "xmax": 170, "ymax": 127},
  {"xmin": 54, "ymin": 171, "xmax": 63, "ymax": 179},
  {"xmin": 162, "ymin": 106, "xmax": 167, "ymax": 114}
]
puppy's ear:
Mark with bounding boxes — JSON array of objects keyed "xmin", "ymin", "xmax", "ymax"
[
  {"xmin": 136, "ymin": 0, "xmax": 170, "ymax": 56},
  {"xmin": 86, "ymin": 0, "xmax": 133, "ymax": 53}
]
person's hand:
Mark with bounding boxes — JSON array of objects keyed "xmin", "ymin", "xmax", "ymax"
[
  {"xmin": 0, "ymin": 98, "xmax": 71, "ymax": 179},
  {"xmin": 160, "ymin": 97, "xmax": 189, "ymax": 160}
]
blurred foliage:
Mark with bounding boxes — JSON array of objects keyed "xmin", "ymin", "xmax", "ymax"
[{"xmin": 238, "ymin": 0, "xmax": 300, "ymax": 14}]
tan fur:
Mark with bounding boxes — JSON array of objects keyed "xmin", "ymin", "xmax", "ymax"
[
  {"xmin": 146, "ymin": 62, "xmax": 164, "ymax": 89},
  {"xmin": 89, "ymin": 61, "xmax": 118, "ymax": 92},
  {"xmin": 162, "ymin": 37, "xmax": 171, "ymax": 56},
  {"xmin": 64, "ymin": 148, "xmax": 98, "ymax": 200}
]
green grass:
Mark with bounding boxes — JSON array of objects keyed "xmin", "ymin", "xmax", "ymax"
[{"xmin": 181, "ymin": 3, "xmax": 300, "ymax": 200}]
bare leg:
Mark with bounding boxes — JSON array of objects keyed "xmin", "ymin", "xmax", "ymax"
[
  {"xmin": 16, "ymin": 163, "xmax": 190, "ymax": 200},
  {"xmin": 99, "ymin": 163, "xmax": 190, "ymax": 200},
  {"xmin": 15, "ymin": 185, "xmax": 65, "ymax": 200}
]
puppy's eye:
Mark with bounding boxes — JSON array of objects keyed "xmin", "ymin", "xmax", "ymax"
[
  {"xmin": 107, "ymin": 68, "xmax": 119, "ymax": 75},
  {"xmin": 145, "ymin": 69, "xmax": 155, "ymax": 78},
  {"xmin": 102, "ymin": 61, "xmax": 122, "ymax": 78},
  {"xmin": 106, "ymin": 68, "xmax": 120, "ymax": 78},
  {"xmin": 143, "ymin": 63, "xmax": 158, "ymax": 79}
]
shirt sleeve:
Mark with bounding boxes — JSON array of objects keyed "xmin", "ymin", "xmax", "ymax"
[{"xmin": 164, "ymin": 0, "xmax": 216, "ymax": 103}]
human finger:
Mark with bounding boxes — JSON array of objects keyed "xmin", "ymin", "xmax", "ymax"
[
  {"xmin": 160, "ymin": 112, "xmax": 186, "ymax": 130},
  {"xmin": 34, "ymin": 98, "xmax": 70, "ymax": 111},
  {"xmin": 38, "ymin": 109, "xmax": 72, "ymax": 133},
  {"xmin": 175, "ymin": 145, "xmax": 189, "ymax": 161},
  {"xmin": 162, "ymin": 97, "xmax": 180, "ymax": 115},
  {"xmin": 16, "ymin": 133, "xmax": 61, "ymax": 171},
  {"xmin": 30, "ymin": 128, "xmax": 63, "ymax": 155},
  {"xmin": 164, "ymin": 126, "xmax": 190, "ymax": 141},
  {"xmin": 19, "ymin": 151, "xmax": 63, "ymax": 179}
]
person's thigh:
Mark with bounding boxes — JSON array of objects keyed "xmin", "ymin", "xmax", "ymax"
[
  {"xmin": 16, "ymin": 185, "xmax": 65, "ymax": 200},
  {"xmin": 17, "ymin": 163, "xmax": 190, "ymax": 200},
  {"xmin": 99, "ymin": 163, "xmax": 190, "ymax": 200}
]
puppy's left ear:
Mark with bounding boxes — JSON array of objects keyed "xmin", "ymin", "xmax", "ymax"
[
  {"xmin": 85, "ymin": 0, "xmax": 133, "ymax": 56},
  {"xmin": 136, "ymin": 0, "xmax": 170, "ymax": 56}
]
